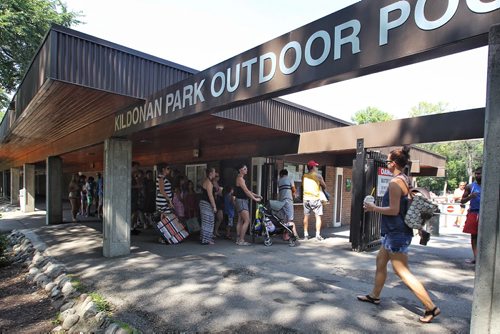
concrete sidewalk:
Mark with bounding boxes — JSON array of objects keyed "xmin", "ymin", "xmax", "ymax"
[{"xmin": 0, "ymin": 200, "xmax": 474, "ymax": 333}]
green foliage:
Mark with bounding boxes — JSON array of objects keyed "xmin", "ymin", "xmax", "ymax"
[
  {"xmin": 52, "ymin": 313, "xmax": 62, "ymax": 325},
  {"xmin": 414, "ymin": 139, "xmax": 483, "ymax": 194},
  {"xmin": 89, "ymin": 292, "xmax": 112, "ymax": 313},
  {"xmin": 408, "ymin": 101, "xmax": 448, "ymax": 117},
  {"xmin": 0, "ymin": 87, "xmax": 8, "ymax": 120},
  {"xmin": 408, "ymin": 101, "xmax": 483, "ymax": 193},
  {"xmin": 0, "ymin": 0, "xmax": 80, "ymax": 112},
  {"xmin": 351, "ymin": 106, "xmax": 394, "ymax": 124},
  {"xmin": 113, "ymin": 320, "xmax": 141, "ymax": 334}
]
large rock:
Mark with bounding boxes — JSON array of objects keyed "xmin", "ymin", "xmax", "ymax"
[
  {"xmin": 44, "ymin": 263, "xmax": 65, "ymax": 278},
  {"xmin": 34, "ymin": 273, "xmax": 50, "ymax": 288},
  {"xmin": 62, "ymin": 314, "xmax": 80, "ymax": 330},
  {"xmin": 60, "ymin": 301, "xmax": 76, "ymax": 313},
  {"xmin": 62, "ymin": 281, "xmax": 76, "ymax": 296},
  {"xmin": 59, "ymin": 308, "xmax": 76, "ymax": 321},
  {"xmin": 45, "ymin": 282, "xmax": 57, "ymax": 292},
  {"xmin": 81, "ymin": 301, "xmax": 98, "ymax": 319}
]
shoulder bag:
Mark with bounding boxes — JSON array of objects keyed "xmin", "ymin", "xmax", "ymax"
[{"xmin": 397, "ymin": 175, "xmax": 438, "ymax": 230}]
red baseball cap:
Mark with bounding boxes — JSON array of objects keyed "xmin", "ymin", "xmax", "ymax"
[{"xmin": 307, "ymin": 160, "xmax": 319, "ymax": 168}]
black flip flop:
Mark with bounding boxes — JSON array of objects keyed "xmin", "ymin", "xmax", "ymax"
[{"xmin": 357, "ymin": 294, "xmax": 381, "ymax": 305}]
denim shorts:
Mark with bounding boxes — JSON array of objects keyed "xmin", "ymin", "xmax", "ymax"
[{"xmin": 381, "ymin": 233, "xmax": 412, "ymax": 254}]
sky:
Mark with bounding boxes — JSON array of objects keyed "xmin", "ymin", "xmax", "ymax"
[{"xmin": 62, "ymin": 0, "xmax": 488, "ymax": 123}]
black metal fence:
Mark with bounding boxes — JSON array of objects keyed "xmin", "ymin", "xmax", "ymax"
[{"xmin": 350, "ymin": 139, "xmax": 387, "ymax": 252}]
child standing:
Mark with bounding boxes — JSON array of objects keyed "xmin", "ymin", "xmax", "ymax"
[
  {"xmin": 173, "ymin": 187, "xmax": 185, "ymax": 224},
  {"xmin": 223, "ymin": 186, "xmax": 235, "ymax": 240}
]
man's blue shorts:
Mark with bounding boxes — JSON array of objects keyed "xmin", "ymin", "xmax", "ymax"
[{"xmin": 381, "ymin": 233, "xmax": 412, "ymax": 254}]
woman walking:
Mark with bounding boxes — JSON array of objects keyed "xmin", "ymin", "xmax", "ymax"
[
  {"xmin": 358, "ymin": 146, "xmax": 440, "ymax": 323},
  {"xmin": 234, "ymin": 164, "xmax": 261, "ymax": 246},
  {"xmin": 68, "ymin": 174, "xmax": 81, "ymax": 222},
  {"xmin": 199, "ymin": 168, "xmax": 217, "ymax": 245}
]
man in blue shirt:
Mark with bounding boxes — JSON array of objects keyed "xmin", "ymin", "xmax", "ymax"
[{"xmin": 461, "ymin": 167, "xmax": 482, "ymax": 264}]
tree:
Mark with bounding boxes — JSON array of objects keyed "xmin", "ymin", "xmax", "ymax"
[
  {"xmin": 409, "ymin": 101, "xmax": 448, "ymax": 117},
  {"xmin": 0, "ymin": 0, "xmax": 80, "ymax": 118},
  {"xmin": 408, "ymin": 102, "xmax": 483, "ymax": 193},
  {"xmin": 351, "ymin": 106, "xmax": 394, "ymax": 124}
]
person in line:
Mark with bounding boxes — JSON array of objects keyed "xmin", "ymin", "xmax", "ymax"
[
  {"xmin": 183, "ymin": 180, "xmax": 199, "ymax": 220},
  {"xmin": 302, "ymin": 160, "xmax": 327, "ymax": 241},
  {"xmin": 142, "ymin": 170, "xmax": 156, "ymax": 227},
  {"xmin": 212, "ymin": 173, "xmax": 224, "ymax": 238},
  {"xmin": 68, "ymin": 174, "xmax": 81, "ymax": 222},
  {"xmin": 156, "ymin": 163, "xmax": 174, "ymax": 214},
  {"xmin": 278, "ymin": 169, "xmax": 300, "ymax": 240},
  {"xmin": 453, "ymin": 181, "xmax": 466, "ymax": 227},
  {"xmin": 96, "ymin": 173, "xmax": 104, "ymax": 220},
  {"xmin": 460, "ymin": 167, "xmax": 482, "ymax": 265},
  {"xmin": 78, "ymin": 174, "xmax": 87, "ymax": 216},
  {"xmin": 199, "ymin": 168, "xmax": 218, "ymax": 245},
  {"xmin": 223, "ymin": 186, "xmax": 235, "ymax": 240},
  {"xmin": 131, "ymin": 162, "xmax": 141, "ymax": 235},
  {"xmin": 85, "ymin": 176, "xmax": 96, "ymax": 217},
  {"xmin": 156, "ymin": 163, "xmax": 174, "ymax": 243},
  {"xmin": 173, "ymin": 187, "xmax": 185, "ymax": 225},
  {"xmin": 358, "ymin": 146, "xmax": 440, "ymax": 323},
  {"xmin": 234, "ymin": 164, "xmax": 261, "ymax": 246}
]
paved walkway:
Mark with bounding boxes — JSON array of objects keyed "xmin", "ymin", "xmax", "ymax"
[{"xmin": 0, "ymin": 198, "xmax": 475, "ymax": 333}]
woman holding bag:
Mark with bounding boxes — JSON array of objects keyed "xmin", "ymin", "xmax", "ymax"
[{"xmin": 357, "ymin": 146, "xmax": 440, "ymax": 323}]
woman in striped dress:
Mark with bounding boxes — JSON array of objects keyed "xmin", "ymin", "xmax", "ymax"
[
  {"xmin": 156, "ymin": 163, "xmax": 173, "ymax": 214},
  {"xmin": 199, "ymin": 167, "xmax": 217, "ymax": 245}
]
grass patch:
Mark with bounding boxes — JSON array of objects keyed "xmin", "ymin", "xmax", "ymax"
[
  {"xmin": 52, "ymin": 312, "xmax": 62, "ymax": 325},
  {"xmin": 113, "ymin": 320, "xmax": 141, "ymax": 334},
  {"xmin": 89, "ymin": 292, "xmax": 112, "ymax": 313}
]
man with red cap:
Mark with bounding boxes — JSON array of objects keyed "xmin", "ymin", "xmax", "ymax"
[{"xmin": 302, "ymin": 160, "xmax": 327, "ymax": 240}]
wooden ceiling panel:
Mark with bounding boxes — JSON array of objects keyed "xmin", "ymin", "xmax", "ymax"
[{"xmin": 0, "ymin": 81, "xmax": 141, "ymax": 168}]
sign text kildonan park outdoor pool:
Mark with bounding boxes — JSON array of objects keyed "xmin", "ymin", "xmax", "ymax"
[{"xmin": 114, "ymin": 0, "xmax": 500, "ymax": 135}]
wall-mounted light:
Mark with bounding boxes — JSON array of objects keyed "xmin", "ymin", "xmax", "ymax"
[
  {"xmin": 193, "ymin": 149, "xmax": 199, "ymax": 158},
  {"xmin": 215, "ymin": 124, "xmax": 224, "ymax": 131}
]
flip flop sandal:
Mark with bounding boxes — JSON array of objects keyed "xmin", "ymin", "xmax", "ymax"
[
  {"xmin": 419, "ymin": 307, "xmax": 441, "ymax": 323},
  {"xmin": 357, "ymin": 294, "xmax": 381, "ymax": 305}
]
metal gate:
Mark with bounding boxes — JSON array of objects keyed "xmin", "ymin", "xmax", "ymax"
[{"xmin": 350, "ymin": 139, "xmax": 388, "ymax": 252}]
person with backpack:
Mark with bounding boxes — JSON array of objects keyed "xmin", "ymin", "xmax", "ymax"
[{"xmin": 357, "ymin": 146, "xmax": 440, "ymax": 324}]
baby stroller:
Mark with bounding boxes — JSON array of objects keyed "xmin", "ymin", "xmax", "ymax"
[{"xmin": 250, "ymin": 200, "xmax": 298, "ymax": 247}]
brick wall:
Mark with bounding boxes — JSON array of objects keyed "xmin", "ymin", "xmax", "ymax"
[{"xmin": 341, "ymin": 168, "xmax": 353, "ymax": 226}]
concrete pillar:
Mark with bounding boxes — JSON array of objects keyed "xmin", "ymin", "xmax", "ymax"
[
  {"xmin": 470, "ymin": 24, "xmax": 500, "ymax": 334},
  {"xmin": 103, "ymin": 138, "xmax": 132, "ymax": 257},
  {"xmin": 46, "ymin": 156, "xmax": 63, "ymax": 225},
  {"xmin": 10, "ymin": 168, "xmax": 20, "ymax": 205},
  {"xmin": 23, "ymin": 164, "xmax": 35, "ymax": 212},
  {"xmin": 1, "ymin": 170, "xmax": 6, "ymax": 197}
]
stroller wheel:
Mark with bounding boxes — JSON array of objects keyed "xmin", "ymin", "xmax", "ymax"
[
  {"xmin": 264, "ymin": 238, "xmax": 272, "ymax": 247},
  {"xmin": 289, "ymin": 239, "xmax": 296, "ymax": 247}
]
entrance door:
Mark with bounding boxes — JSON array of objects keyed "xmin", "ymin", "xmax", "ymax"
[{"xmin": 333, "ymin": 168, "xmax": 343, "ymax": 227}]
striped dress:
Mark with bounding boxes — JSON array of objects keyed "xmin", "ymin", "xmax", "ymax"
[
  {"xmin": 199, "ymin": 187, "xmax": 215, "ymax": 244},
  {"xmin": 156, "ymin": 175, "xmax": 173, "ymax": 214}
]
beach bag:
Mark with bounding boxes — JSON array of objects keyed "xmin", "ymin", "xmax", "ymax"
[
  {"xmin": 155, "ymin": 213, "xmax": 189, "ymax": 244},
  {"xmin": 405, "ymin": 193, "xmax": 438, "ymax": 229},
  {"xmin": 397, "ymin": 174, "xmax": 438, "ymax": 230}
]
